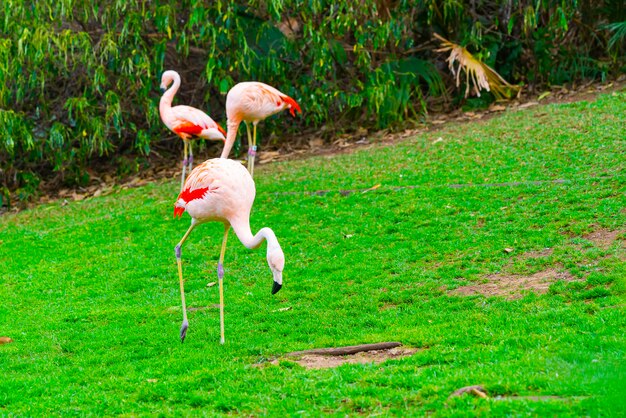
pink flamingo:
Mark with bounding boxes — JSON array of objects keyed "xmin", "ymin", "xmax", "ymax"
[
  {"xmin": 223, "ymin": 82, "xmax": 301, "ymax": 176},
  {"xmin": 160, "ymin": 70, "xmax": 227, "ymax": 191},
  {"xmin": 173, "ymin": 158, "xmax": 285, "ymax": 343}
]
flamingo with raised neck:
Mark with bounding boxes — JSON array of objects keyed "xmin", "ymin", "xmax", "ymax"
[{"xmin": 160, "ymin": 70, "xmax": 226, "ymax": 191}]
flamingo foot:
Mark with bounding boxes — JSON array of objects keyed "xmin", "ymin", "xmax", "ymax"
[{"xmin": 180, "ymin": 320, "xmax": 189, "ymax": 342}]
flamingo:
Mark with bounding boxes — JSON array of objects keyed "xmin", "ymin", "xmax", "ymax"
[
  {"xmin": 173, "ymin": 158, "xmax": 285, "ymax": 343},
  {"xmin": 160, "ymin": 70, "xmax": 227, "ymax": 191},
  {"xmin": 223, "ymin": 82, "xmax": 301, "ymax": 176}
]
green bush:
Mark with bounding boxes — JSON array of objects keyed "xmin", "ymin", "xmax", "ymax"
[{"xmin": 1, "ymin": 0, "xmax": 625, "ymax": 203}]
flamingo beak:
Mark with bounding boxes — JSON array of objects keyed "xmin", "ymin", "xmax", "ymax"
[
  {"xmin": 272, "ymin": 281, "xmax": 282, "ymax": 295},
  {"xmin": 160, "ymin": 86, "xmax": 166, "ymax": 93}
]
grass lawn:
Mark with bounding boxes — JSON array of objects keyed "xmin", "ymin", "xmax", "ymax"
[{"xmin": 1, "ymin": 92, "xmax": 625, "ymax": 416}]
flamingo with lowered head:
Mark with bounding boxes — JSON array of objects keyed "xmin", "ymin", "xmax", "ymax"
[
  {"xmin": 160, "ymin": 70, "xmax": 227, "ymax": 191},
  {"xmin": 173, "ymin": 158, "xmax": 285, "ymax": 343},
  {"xmin": 223, "ymin": 82, "xmax": 301, "ymax": 177}
]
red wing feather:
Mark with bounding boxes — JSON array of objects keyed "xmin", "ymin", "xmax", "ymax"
[
  {"xmin": 281, "ymin": 96, "xmax": 301, "ymax": 117},
  {"xmin": 174, "ymin": 122, "xmax": 204, "ymax": 136},
  {"xmin": 173, "ymin": 187, "xmax": 209, "ymax": 217},
  {"xmin": 178, "ymin": 187, "xmax": 209, "ymax": 203},
  {"xmin": 173, "ymin": 206, "xmax": 185, "ymax": 218}
]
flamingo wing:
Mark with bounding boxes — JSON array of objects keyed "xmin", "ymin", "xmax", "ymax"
[
  {"xmin": 229, "ymin": 82, "xmax": 301, "ymax": 122},
  {"xmin": 253, "ymin": 84, "xmax": 292, "ymax": 119},
  {"xmin": 174, "ymin": 159, "xmax": 251, "ymax": 220},
  {"xmin": 171, "ymin": 105, "xmax": 226, "ymax": 137},
  {"xmin": 174, "ymin": 160, "xmax": 218, "ymax": 217},
  {"xmin": 255, "ymin": 83, "xmax": 301, "ymax": 117}
]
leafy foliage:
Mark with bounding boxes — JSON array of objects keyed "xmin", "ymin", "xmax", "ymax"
[
  {"xmin": 604, "ymin": 21, "xmax": 626, "ymax": 52},
  {"xmin": 1, "ymin": 0, "xmax": 625, "ymax": 203}
]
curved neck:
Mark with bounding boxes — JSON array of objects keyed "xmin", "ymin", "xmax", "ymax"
[
  {"xmin": 221, "ymin": 120, "xmax": 240, "ymax": 158},
  {"xmin": 230, "ymin": 216, "xmax": 278, "ymax": 251},
  {"xmin": 160, "ymin": 73, "xmax": 181, "ymax": 108}
]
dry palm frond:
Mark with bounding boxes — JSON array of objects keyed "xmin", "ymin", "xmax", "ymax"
[{"xmin": 433, "ymin": 33, "xmax": 520, "ymax": 100}]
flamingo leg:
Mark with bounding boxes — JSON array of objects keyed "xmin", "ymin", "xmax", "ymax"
[
  {"xmin": 217, "ymin": 224, "xmax": 230, "ymax": 344},
  {"xmin": 248, "ymin": 122, "xmax": 258, "ymax": 177},
  {"xmin": 245, "ymin": 122, "xmax": 255, "ymax": 174},
  {"xmin": 181, "ymin": 140, "xmax": 189, "ymax": 192},
  {"xmin": 188, "ymin": 141, "xmax": 194, "ymax": 173},
  {"xmin": 175, "ymin": 222, "xmax": 196, "ymax": 342},
  {"xmin": 217, "ymin": 224, "xmax": 231, "ymax": 345}
]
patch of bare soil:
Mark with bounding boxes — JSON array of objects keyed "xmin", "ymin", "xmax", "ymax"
[
  {"xmin": 583, "ymin": 229, "xmax": 623, "ymax": 250},
  {"xmin": 524, "ymin": 248, "xmax": 554, "ymax": 258},
  {"xmin": 291, "ymin": 347, "xmax": 419, "ymax": 369},
  {"xmin": 452, "ymin": 268, "xmax": 579, "ymax": 300}
]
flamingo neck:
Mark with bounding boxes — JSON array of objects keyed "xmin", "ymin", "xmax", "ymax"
[
  {"xmin": 230, "ymin": 217, "xmax": 278, "ymax": 251},
  {"xmin": 221, "ymin": 119, "xmax": 241, "ymax": 159},
  {"xmin": 160, "ymin": 73, "xmax": 181, "ymax": 108}
]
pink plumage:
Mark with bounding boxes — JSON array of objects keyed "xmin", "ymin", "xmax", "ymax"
[
  {"xmin": 172, "ymin": 158, "xmax": 285, "ymax": 343},
  {"xmin": 160, "ymin": 71, "xmax": 226, "ymax": 141},
  {"xmin": 159, "ymin": 70, "xmax": 226, "ymax": 191},
  {"xmin": 222, "ymin": 81, "xmax": 302, "ymax": 176}
]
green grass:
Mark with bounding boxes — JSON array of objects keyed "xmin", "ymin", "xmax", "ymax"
[{"xmin": 1, "ymin": 92, "xmax": 625, "ymax": 416}]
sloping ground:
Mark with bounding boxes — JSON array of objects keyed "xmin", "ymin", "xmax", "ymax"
[
  {"xmin": 5, "ymin": 78, "xmax": 625, "ymax": 215},
  {"xmin": 0, "ymin": 91, "xmax": 625, "ymax": 416}
]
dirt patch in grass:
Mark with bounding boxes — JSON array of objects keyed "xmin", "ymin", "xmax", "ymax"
[
  {"xmin": 583, "ymin": 229, "xmax": 622, "ymax": 250},
  {"xmin": 379, "ymin": 303, "xmax": 398, "ymax": 311},
  {"xmin": 291, "ymin": 347, "xmax": 419, "ymax": 369},
  {"xmin": 452, "ymin": 268, "xmax": 579, "ymax": 299},
  {"xmin": 524, "ymin": 248, "xmax": 554, "ymax": 258}
]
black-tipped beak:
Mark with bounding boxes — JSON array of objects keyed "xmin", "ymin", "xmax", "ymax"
[
  {"xmin": 160, "ymin": 87, "xmax": 166, "ymax": 93},
  {"xmin": 272, "ymin": 281, "xmax": 282, "ymax": 295}
]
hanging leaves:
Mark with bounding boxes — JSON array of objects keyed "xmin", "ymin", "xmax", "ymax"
[{"xmin": 0, "ymin": 0, "xmax": 623, "ymax": 203}]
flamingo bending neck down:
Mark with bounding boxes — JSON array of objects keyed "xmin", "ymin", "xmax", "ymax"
[
  {"xmin": 160, "ymin": 70, "xmax": 227, "ymax": 191},
  {"xmin": 223, "ymin": 81, "xmax": 301, "ymax": 177},
  {"xmin": 173, "ymin": 158, "xmax": 285, "ymax": 343}
]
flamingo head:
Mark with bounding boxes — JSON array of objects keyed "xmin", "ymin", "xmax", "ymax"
[
  {"xmin": 160, "ymin": 70, "xmax": 180, "ymax": 92},
  {"xmin": 267, "ymin": 243, "xmax": 285, "ymax": 295}
]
